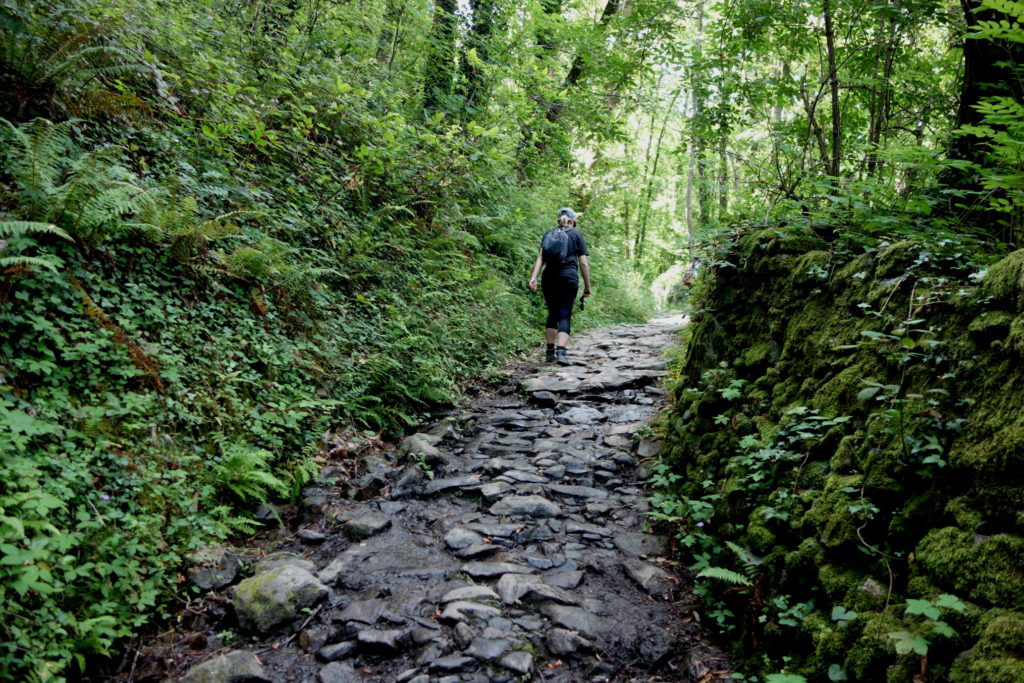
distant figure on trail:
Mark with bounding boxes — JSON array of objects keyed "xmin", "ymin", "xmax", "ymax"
[{"xmin": 528, "ymin": 207, "xmax": 592, "ymax": 365}]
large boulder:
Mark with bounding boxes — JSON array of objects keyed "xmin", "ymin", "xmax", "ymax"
[
  {"xmin": 233, "ymin": 564, "xmax": 329, "ymax": 633},
  {"xmin": 176, "ymin": 650, "xmax": 274, "ymax": 682}
]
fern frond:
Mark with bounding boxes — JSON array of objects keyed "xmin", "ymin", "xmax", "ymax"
[
  {"xmin": 208, "ymin": 445, "xmax": 289, "ymax": 504},
  {"xmin": 726, "ymin": 541, "xmax": 764, "ymax": 572},
  {"xmin": 0, "ymin": 221, "xmax": 71, "ymax": 241},
  {"xmin": 0, "ymin": 255, "xmax": 63, "ymax": 274},
  {"xmin": 696, "ymin": 566, "xmax": 753, "ymax": 586},
  {"xmin": 1, "ymin": 118, "xmax": 78, "ymax": 212}
]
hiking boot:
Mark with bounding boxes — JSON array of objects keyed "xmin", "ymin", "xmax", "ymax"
[
  {"xmin": 545, "ymin": 347, "xmax": 556, "ymax": 363},
  {"xmin": 555, "ymin": 348, "xmax": 570, "ymax": 366}
]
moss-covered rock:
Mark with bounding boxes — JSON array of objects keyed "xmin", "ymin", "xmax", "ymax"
[
  {"xmin": 916, "ymin": 528, "xmax": 1024, "ymax": 609},
  {"xmin": 949, "ymin": 609, "xmax": 1024, "ymax": 682},
  {"xmin": 659, "ymin": 225, "xmax": 1024, "ymax": 679},
  {"xmin": 977, "ymin": 249, "xmax": 1024, "ymax": 311},
  {"xmin": 233, "ymin": 564, "xmax": 329, "ymax": 633}
]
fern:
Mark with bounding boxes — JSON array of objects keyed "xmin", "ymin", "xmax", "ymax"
[
  {"xmin": 0, "ymin": 220, "xmax": 71, "ymax": 241},
  {"xmin": 726, "ymin": 540, "xmax": 764, "ymax": 574},
  {"xmin": 0, "ymin": 220, "xmax": 72, "ymax": 274},
  {"xmin": 0, "ymin": 118, "xmax": 77, "ymax": 215},
  {"xmin": 208, "ymin": 444, "xmax": 289, "ymax": 504},
  {"xmin": 1, "ymin": 118, "xmax": 148, "ymax": 243},
  {"xmin": 696, "ymin": 566, "xmax": 754, "ymax": 587}
]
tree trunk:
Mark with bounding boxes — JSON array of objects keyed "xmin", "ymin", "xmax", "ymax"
[
  {"xmin": 944, "ymin": 0, "xmax": 1024, "ymax": 238},
  {"xmin": 823, "ymin": 0, "xmax": 841, "ymax": 180},
  {"xmin": 545, "ymin": 0, "xmax": 622, "ymax": 125},
  {"xmin": 422, "ymin": 0, "xmax": 458, "ymax": 113},
  {"xmin": 459, "ymin": 0, "xmax": 498, "ymax": 113}
]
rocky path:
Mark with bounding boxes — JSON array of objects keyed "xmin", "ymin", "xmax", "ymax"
[{"xmin": 133, "ymin": 316, "xmax": 731, "ymax": 683}]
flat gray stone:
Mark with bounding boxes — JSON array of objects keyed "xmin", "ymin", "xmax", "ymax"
[
  {"xmin": 357, "ymin": 628, "xmax": 412, "ymax": 654},
  {"xmin": 636, "ymin": 439, "xmax": 662, "ymax": 458},
  {"xmin": 429, "ymin": 655, "xmax": 477, "ymax": 674},
  {"xmin": 441, "ymin": 586, "xmax": 500, "ymax": 603},
  {"xmin": 456, "ymin": 543, "xmax": 502, "ymax": 559},
  {"xmin": 318, "ymin": 661, "xmax": 359, "ymax": 683},
  {"xmin": 540, "ymin": 604, "xmax": 605, "ymax": 639},
  {"xmin": 464, "ymin": 522, "xmax": 520, "ymax": 538},
  {"xmin": 337, "ymin": 598, "xmax": 384, "ymax": 625},
  {"xmin": 424, "ymin": 474, "xmax": 482, "ymax": 495},
  {"xmin": 465, "ymin": 637, "xmax": 511, "ymax": 660},
  {"xmin": 613, "ymin": 532, "xmax": 663, "ymax": 557},
  {"xmin": 233, "ymin": 565, "xmax": 329, "ymax": 634},
  {"xmin": 440, "ymin": 600, "xmax": 502, "ymax": 624},
  {"xmin": 297, "ymin": 529, "xmax": 328, "ymax": 544},
  {"xmin": 177, "ymin": 650, "xmax": 272, "ymax": 683},
  {"xmin": 498, "ymin": 470, "xmax": 548, "ymax": 484},
  {"xmin": 495, "ymin": 573, "xmax": 576, "ymax": 605},
  {"xmin": 479, "ymin": 482, "xmax": 512, "ymax": 502},
  {"xmin": 522, "ymin": 376, "xmax": 575, "ymax": 394},
  {"xmin": 444, "ymin": 527, "xmax": 484, "ymax": 550},
  {"xmin": 399, "ymin": 433, "xmax": 446, "ymax": 465},
  {"xmin": 547, "ymin": 484, "xmax": 608, "ymax": 499},
  {"xmin": 461, "ymin": 561, "xmax": 535, "ymax": 579},
  {"xmin": 489, "ymin": 495, "xmax": 562, "ymax": 518},
  {"xmin": 557, "ymin": 406, "xmax": 606, "ymax": 424},
  {"xmin": 318, "ymin": 641, "xmax": 357, "ymax": 662},
  {"xmin": 542, "ymin": 570, "xmax": 584, "ymax": 590},
  {"xmin": 565, "ymin": 520, "xmax": 612, "ymax": 536},
  {"xmin": 343, "ymin": 513, "xmax": 392, "ymax": 541},
  {"xmin": 623, "ymin": 558, "xmax": 675, "ymax": 596},
  {"xmin": 546, "ymin": 628, "xmax": 593, "ymax": 656},
  {"xmin": 501, "ymin": 651, "xmax": 533, "ymax": 674}
]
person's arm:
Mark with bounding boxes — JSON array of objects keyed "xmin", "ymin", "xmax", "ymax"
[
  {"xmin": 528, "ymin": 250, "xmax": 544, "ymax": 292},
  {"xmin": 579, "ymin": 254, "xmax": 592, "ymax": 297}
]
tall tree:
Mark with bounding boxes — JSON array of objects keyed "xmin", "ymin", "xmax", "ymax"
[{"xmin": 422, "ymin": 0, "xmax": 458, "ymax": 113}]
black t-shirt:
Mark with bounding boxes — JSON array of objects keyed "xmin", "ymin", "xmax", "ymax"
[{"xmin": 542, "ymin": 228, "xmax": 589, "ymax": 276}]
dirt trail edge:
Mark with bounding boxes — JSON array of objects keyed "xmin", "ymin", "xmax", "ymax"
[{"xmin": 126, "ymin": 316, "xmax": 733, "ymax": 683}]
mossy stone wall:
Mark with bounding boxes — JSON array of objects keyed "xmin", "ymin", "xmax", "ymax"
[{"xmin": 662, "ymin": 227, "xmax": 1024, "ymax": 681}]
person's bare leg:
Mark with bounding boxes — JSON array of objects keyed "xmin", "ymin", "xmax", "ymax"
[
  {"xmin": 556, "ymin": 332, "xmax": 569, "ymax": 347},
  {"xmin": 546, "ymin": 328, "xmax": 557, "ymax": 344}
]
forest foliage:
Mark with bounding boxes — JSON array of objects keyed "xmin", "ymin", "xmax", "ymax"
[
  {"xmin": 0, "ymin": 0, "xmax": 657, "ymax": 678},
  {"xmin": 1, "ymin": 0, "xmax": 1023, "ymax": 680}
]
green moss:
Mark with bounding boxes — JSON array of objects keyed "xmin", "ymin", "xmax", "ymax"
[
  {"xmin": 844, "ymin": 610, "xmax": 904, "ymax": 681},
  {"xmin": 803, "ymin": 474, "xmax": 863, "ymax": 548},
  {"xmin": 874, "ymin": 241, "xmax": 923, "ymax": 280},
  {"xmin": 830, "ymin": 434, "xmax": 860, "ymax": 473},
  {"xmin": 1005, "ymin": 313, "xmax": 1024, "ymax": 355},
  {"xmin": 916, "ymin": 528, "xmax": 1024, "ymax": 608},
  {"xmin": 816, "ymin": 562, "xmax": 860, "ymax": 600},
  {"xmin": 945, "ymin": 496, "xmax": 984, "ymax": 530},
  {"xmin": 968, "ymin": 311, "xmax": 1015, "ymax": 344},
  {"xmin": 977, "ymin": 249, "xmax": 1024, "ymax": 310},
  {"xmin": 745, "ymin": 510, "xmax": 778, "ymax": 554},
  {"xmin": 740, "ymin": 341, "xmax": 775, "ymax": 369},
  {"xmin": 950, "ymin": 610, "xmax": 1024, "ymax": 683},
  {"xmin": 789, "ymin": 250, "xmax": 832, "ymax": 287},
  {"xmin": 812, "ymin": 365, "xmax": 866, "ymax": 415}
]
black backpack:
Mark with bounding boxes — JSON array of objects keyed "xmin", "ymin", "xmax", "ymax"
[{"xmin": 541, "ymin": 226, "xmax": 571, "ymax": 264}]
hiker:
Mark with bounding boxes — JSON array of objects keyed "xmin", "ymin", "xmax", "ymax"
[{"xmin": 528, "ymin": 207, "xmax": 592, "ymax": 365}]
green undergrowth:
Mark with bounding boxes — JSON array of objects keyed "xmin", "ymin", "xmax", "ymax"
[
  {"xmin": 0, "ymin": 122, "xmax": 649, "ymax": 680},
  {"xmin": 653, "ymin": 225, "xmax": 1024, "ymax": 681},
  {"xmin": 0, "ymin": 12, "xmax": 651, "ymax": 682}
]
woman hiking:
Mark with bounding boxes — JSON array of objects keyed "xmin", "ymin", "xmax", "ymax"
[{"xmin": 528, "ymin": 207, "xmax": 592, "ymax": 365}]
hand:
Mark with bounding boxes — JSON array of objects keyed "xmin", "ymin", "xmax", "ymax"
[
  {"xmin": 529, "ymin": 278, "xmax": 538, "ymax": 293},
  {"xmin": 583, "ymin": 286, "xmax": 591, "ymax": 297}
]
